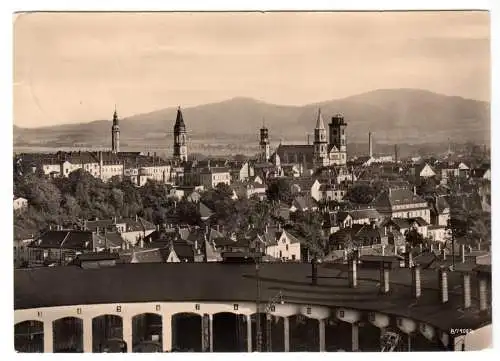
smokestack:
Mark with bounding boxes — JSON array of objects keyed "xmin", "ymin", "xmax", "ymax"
[
  {"xmin": 439, "ymin": 267, "xmax": 449, "ymax": 303},
  {"xmin": 404, "ymin": 251, "xmax": 413, "ymax": 268},
  {"xmin": 380, "ymin": 263, "xmax": 390, "ymax": 294},
  {"xmin": 460, "ymin": 244, "xmax": 466, "ymax": 263},
  {"xmin": 348, "ymin": 256, "xmax": 358, "ymax": 288},
  {"xmin": 369, "ymin": 132, "xmax": 373, "ymax": 158},
  {"xmin": 311, "ymin": 258, "xmax": 318, "ymax": 285},
  {"xmin": 463, "ymin": 272, "xmax": 472, "ymax": 309},
  {"xmin": 412, "ymin": 264, "xmax": 422, "ymax": 299},
  {"xmin": 478, "ymin": 277, "xmax": 488, "ymax": 312}
]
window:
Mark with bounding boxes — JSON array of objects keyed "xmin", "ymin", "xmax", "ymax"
[
  {"xmin": 77, "ymin": 308, "xmax": 82, "ymax": 315},
  {"xmin": 233, "ymin": 304, "xmax": 239, "ymax": 311},
  {"xmin": 292, "ymin": 255, "xmax": 296, "ymax": 261},
  {"xmin": 156, "ymin": 304, "xmax": 161, "ymax": 311},
  {"xmin": 339, "ymin": 310, "xmax": 344, "ymax": 318},
  {"xmin": 279, "ymin": 250, "xmax": 282, "ymax": 258},
  {"xmin": 286, "ymin": 244, "xmax": 289, "ymax": 251},
  {"xmin": 306, "ymin": 307, "xmax": 312, "ymax": 315},
  {"xmin": 116, "ymin": 306, "xmax": 121, "ymax": 312},
  {"xmin": 195, "ymin": 304, "xmax": 200, "ymax": 310}
]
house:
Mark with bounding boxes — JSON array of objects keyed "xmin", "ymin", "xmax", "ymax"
[
  {"xmin": 373, "ymin": 187, "xmax": 431, "ymax": 223},
  {"xmin": 14, "ymin": 226, "xmax": 35, "ymax": 267},
  {"xmin": 199, "ymin": 202, "xmax": 214, "ymax": 221},
  {"xmin": 430, "ymin": 195, "xmax": 451, "ymax": 226},
  {"xmin": 84, "ymin": 216, "xmax": 156, "ymax": 246},
  {"xmin": 347, "ymin": 208, "xmax": 382, "ymax": 226},
  {"xmin": 470, "ymin": 167, "xmax": 491, "ymax": 181},
  {"xmin": 382, "ymin": 217, "xmax": 429, "ymax": 239},
  {"xmin": 228, "ymin": 161, "xmax": 254, "ymax": 182},
  {"xmin": 264, "ymin": 229, "xmax": 305, "ymax": 262},
  {"xmin": 318, "ymin": 184, "xmax": 347, "ymax": 202},
  {"xmin": 165, "ymin": 241, "xmax": 197, "ymax": 263},
  {"xmin": 290, "ymin": 195, "xmax": 318, "ymax": 213},
  {"xmin": 411, "ymin": 163, "xmax": 436, "ymax": 184},
  {"xmin": 427, "ymin": 225, "xmax": 448, "ymax": 243},
  {"xmin": 199, "ymin": 167, "xmax": 231, "ymax": 188},
  {"xmin": 13, "ymin": 197, "xmax": 28, "ymax": 211},
  {"xmin": 289, "ymin": 178, "xmax": 321, "ymax": 201},
  {"xmin": 28, "ymin": 230, "xmax": 98, "ymax": 266},
  {"xmin": 435, "ymin": 161, "xmax": 470, "ymax": 183},
  {"xmin": 231, "ymin": 180, "xmax": 267, "ymax": 200},
  {"xmin": 328, "ymin": 223, "xmax": 388, "ymax": 250}
]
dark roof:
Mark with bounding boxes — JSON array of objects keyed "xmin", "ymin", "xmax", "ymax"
[
  {"xmin": 373, "ymin": 188, "xmax": 428, "ymax": 208},
  {"xmin": 199, "ymin": 202, "xmax": 214, "ymax": 219},
  {"xmin": 75, "ymin": 252, "xmax": 120, "ymax": 262},
  {"xmin": 14, "ymin": 263, "xmax": 491, "ymax": 332},
  {"xmin": 30, "ymin": 230, "xmax": 95, "ymax": 250},
  {"xmin": 275, "ymin": 144, "xmax": 315, "ymax": 164},
  {"xmin": 172, "ymin": 242, "xmax": 195, "ymax": 260},
  {"xmin": 174, "ymin": 107, "xmax": 185, "ymax": 130},
  {"xmin": 349, "ymin": 209, "xmax": 381, "ymax": 221}
]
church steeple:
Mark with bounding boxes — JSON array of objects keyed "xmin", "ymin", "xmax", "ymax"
[
  {"xmin": 173, "ymin": 106, "xmax": 188, "ymax": 162},
  {"xmin": 313, "ymin": 108, "xmax": 327, "ymax": 166},
  {"xmin": 259, "ymin": 117, "xmax": 270, "ymax": 162},
  {"xmin": 111, "ymin": 105, "xmax": 120, "ymax": 154}
]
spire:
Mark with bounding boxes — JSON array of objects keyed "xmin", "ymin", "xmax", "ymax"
[
  {"xmin": 261, "ymin": 117, "xmax": 267, "ymax": 129},
  {"xmin": 315, "ymin": 108, "xmax": 325, "ymax": 130},
  {"xmin": 175, "ymin": 106, "xmax": 185, "ymax": 129},
  {"xmin": 113, "ymin": 105, "xmax": 119, "ymax": 126}
]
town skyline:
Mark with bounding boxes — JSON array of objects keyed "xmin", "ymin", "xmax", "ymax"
[{"xmin": 14, "ymin": 11, "xmax": 490, "ymax": 128}]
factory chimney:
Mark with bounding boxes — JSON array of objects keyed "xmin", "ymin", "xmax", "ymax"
[{"xmin": 369, "ymin": 132, "xmax": 373, "ymax": 158}]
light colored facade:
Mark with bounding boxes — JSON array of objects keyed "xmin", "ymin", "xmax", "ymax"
[
  {"xmin": 265, "ymin": 230, "xmax": 302, "ymax": 261},
  {"xmin": 13, "ymin": 197, "xmax": 28, "ymax": 211},
  {"xmin": 199, "ymin": 167, "xmax": 231, "ymax": 188}
]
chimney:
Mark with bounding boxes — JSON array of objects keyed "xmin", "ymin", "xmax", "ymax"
[
  {"xmin": 438, "ymin": 242, "xmax": 442, "ymax": 252},
  {"xmin": 478, "ymin": 277, "xmax": 489, "ymax": 312},
  {"xmin": 348, "ymin": 256, "xmax": 358, "ymax": 288},
  {"xmin": 388, "ymin": 188, "xmax": 392, "ymax": 196},
  {"xmin": 462, "ymin": 272, "xmax": 472, "ymax": 309},
  {"xmin": 460, "ymin": 244, "xmax": 466, "ymax": 263},
  {"xmin": 412, "ymin": 264, "xmax": 422, "ymax": 299},
  {"xmin": 368, "ymin": 132, "xmax": 373, "ymax": 158},
  {"xmin": 441, "ymin": 248, "xmax": 447, "ymax": 261},
  {"xmin": 384, "ymin": 226, "xmax": 387, "ymax": 237},
  {"xmin": 311, "ymin": 258, "xmax": 318, "ymax": 285},
  {"xmin": 404, "ymin": 251, "xmax": 413, "ymax": 268},
  {"xmin": 439, "ymin": 267, "xmax": 449, "ymax": 303},
  {"xmin": 419, "ymin": 243, "xmax": 423, "ymax": 253},
  {"xmin": 430, "ymin": 243, "xmax": 434, "ymax": 253},
  {"xmin": 413, "ymin": 186, "xmax": 417, "ymax": 195},
  {"xmin": 139, "ymin": 237, "xmax": 144, "ymax": 249},
  {"xmin": 381, "ymin": 244, "xmax": 385, "ymax": 256},
  {"xmin": 380, "ymin": 262, "xmax": 390, "ymax": 294},
  {"xmin": 135, "ymin": 214, "xmax": 138, "ymax": 222}
]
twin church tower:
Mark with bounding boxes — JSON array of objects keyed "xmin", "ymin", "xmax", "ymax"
[
  {"xmin": 109, "ymin": 106, "xmax": 188, "ymax": 162},
  {"xmin": 259, "ymin": 109, "xmax": 348, "ymax": 167}
]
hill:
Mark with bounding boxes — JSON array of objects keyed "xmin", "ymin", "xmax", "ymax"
[{"xmin": 13, "ymin": 89, "xmax": 490, "ymax": 152}]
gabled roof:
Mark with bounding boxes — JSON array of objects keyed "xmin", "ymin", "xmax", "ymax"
[
  {"xmin": 171, "ymin": 241, "xmax": 195, "ymax": 260},
  {"xmin": 95, "ymin": 232, "xmax": 124, "ymax": 249},
  {"xmin": 30, "ymin": 230, "xmax": 96, "ymax": 250},
  {"xmin": 130, "ymin": 249, "xmax": 165, "ymax": 263},
  {"xmin": 349, "ymin": 208, "xmax": 381, "ymax": 221},
  {"xmin": 199, "ymin": 202, "xmax": 214, "ymax": 219},
  {"xmin": 373, "ymin": 187, "xmax": 427, "ymax": 208}
]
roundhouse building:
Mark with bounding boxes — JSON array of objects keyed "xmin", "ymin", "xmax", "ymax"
[{"xmin": 14, "ymin": 261, "xmax": 491, "ymax": 353}]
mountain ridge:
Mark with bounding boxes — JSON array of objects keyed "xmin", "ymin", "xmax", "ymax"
[{"xmin": 13, "ymin": 88, "xmax": 490, "ymax": 148}]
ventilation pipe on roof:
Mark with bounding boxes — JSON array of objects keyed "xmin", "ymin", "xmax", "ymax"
[
  {"xmin": 412, "ymin": 264, "xmax": 422, "ymax": 299},
  {"xmin": 439, "ymin": 266, "xmax": 449, "ymax": 304}
]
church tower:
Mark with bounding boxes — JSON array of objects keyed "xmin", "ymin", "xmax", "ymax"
[
  {"xmin": 313, "ymin": 108, "xmax": 328, "ymax": 167},
  {"xmin": 111, "ymin": 106, "xmax": 120, "ymax": 154},
  {"xmin": 173, "ymin": 106, "xmax": 188, "ymax": 162},
  {"xmin": 259, "ymin": 119, "xmax": 270, "ymax": 162},
  {"xmin": 328, "ymin": 113, "xmax": 348, "ymax": 165}
]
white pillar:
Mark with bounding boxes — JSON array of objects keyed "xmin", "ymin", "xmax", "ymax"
[
  {"xmin": 209, "ymin": 314, "xmax": 213, "ymax": 352},
  {"xmin": 352, "ymin": 323, "xmax": 359, "ymax": 352},
  {"xmin": 246, "ymin": 315, "xmax": 252, "ymax": 352},
  {"xmin": 319, "ymin": 319, "xmax": 326, "ymax": 352},
  {"xmin": 162, "ymin": 314, "xmax": 172, "ymax": 352},
  {"xmin": 122, "ymin": 316, "xmax": 132, "ymax": 353},
  {"xmin": 283, "ymin": 316, "xmax": 290, "ymax": 352},
  {"xmin": 43, "ymin": 320, "xmax": 53, "ymax": 353},
  {"xmin": 83, "ymin": 317, "xmax": 93, "ymax": 353}
]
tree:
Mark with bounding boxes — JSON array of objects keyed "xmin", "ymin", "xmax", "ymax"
[
  {"xmin": 345, "ymin": 184, "xmax": 375, "ymax": 204},
  {"xmin": 266, "ymin": 178, "xmax": 292, "ymax": 203},
  {"xmin": 405, "ymin": 228, "xmax": 424, "ymax": 247}
]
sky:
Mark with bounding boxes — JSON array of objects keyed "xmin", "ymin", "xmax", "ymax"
[{"xmin": 13, "ymin": 11, "xmax": 490, "ymax": 128}]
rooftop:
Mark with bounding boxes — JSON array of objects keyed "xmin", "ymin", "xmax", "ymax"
[{"xmin": 14, "ymin": 262, "xmax": 490, "ymax": 332}]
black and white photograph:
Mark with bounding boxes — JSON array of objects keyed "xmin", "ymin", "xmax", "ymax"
[{"xmin": 11, "ymin": 8, "xmax": 492, "ymax": 353}]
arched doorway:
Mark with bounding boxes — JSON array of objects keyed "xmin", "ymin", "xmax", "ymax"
[
  {"xmin": 171, "ymin": 313, "xmax": 202, "ymax": 352},
  {"xmin": 213, "ymin": 312, "xmax": 247, "ymax": 352},
  {"xmin": 250, "ymin": 313, "xmax": 284, "ymax": 352},
  {"xmin": 14, "ymin": 320, "xmax": 44, "ymax": 352},
  {"xmin": 53, "ymin": 317, "xmax": 83, "ymax": 353},
  {"xmin": 289, "ymin": 314, "xmax": 319, "ymax": 352},
  {"xmin": 132, "ymin": 313, "xmax": 163, "ymax": 352},
  {"xmin": 92, "ymin": 315, "xmax": 124, "ymax": 353},
  {"xmin": 325, "ymin": 317, "xmax": 351, "ymax": 351}
]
